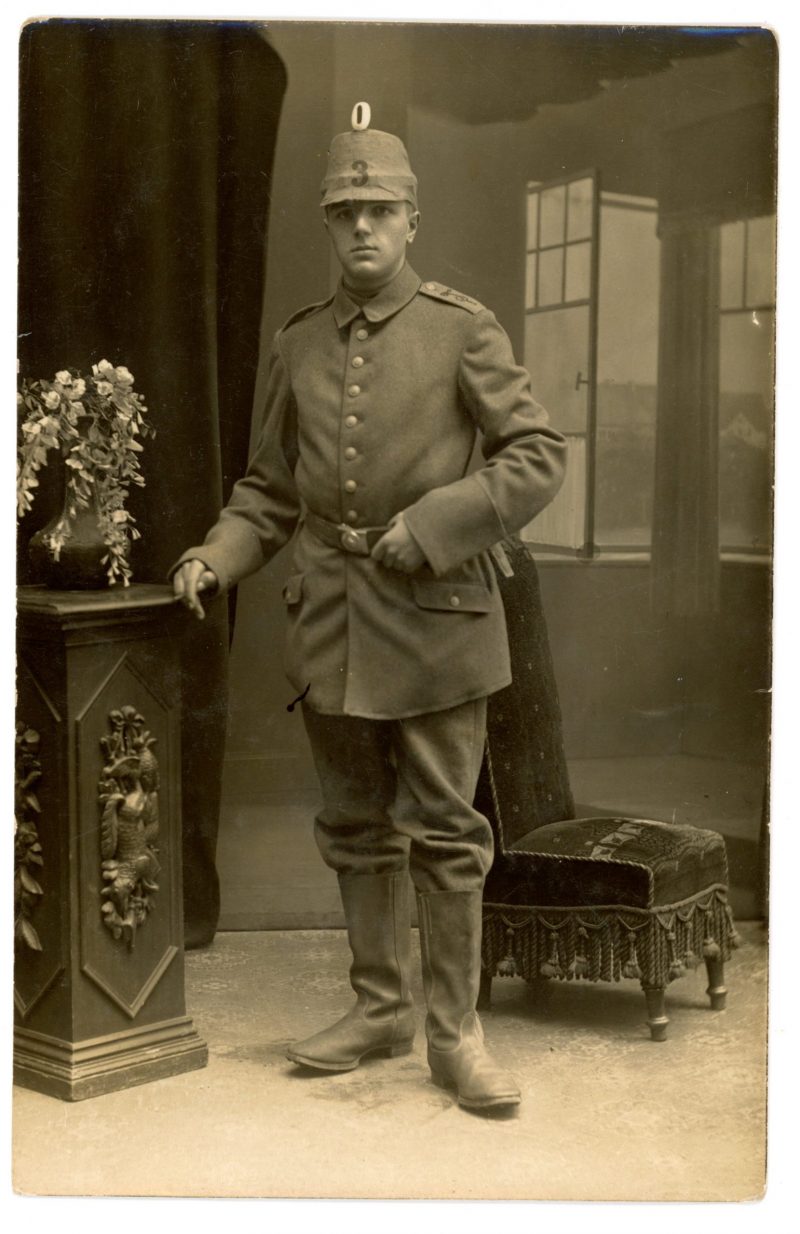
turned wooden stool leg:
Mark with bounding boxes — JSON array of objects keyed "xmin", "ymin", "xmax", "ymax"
[
  {"xmin": 477, "ymin": 967, "xmax": 493, "ymax": 1010},
  {"xmin": 642, "ymin": 985, "xmax": 669, "ymax": 1041},
  {"xmin": 705, "ymin": 957, "xmax": 728, "ymax": 1010}
]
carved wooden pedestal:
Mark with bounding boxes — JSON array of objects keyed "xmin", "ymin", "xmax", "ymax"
[{"xmin": 15, "ymin": 584, "xmax": 208, "ymax": 1100}]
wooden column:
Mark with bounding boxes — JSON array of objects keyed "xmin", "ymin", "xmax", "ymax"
[
  {"xmin": 651, "ymin": 101, "xmax": 776, "ymax": 617},
  {"xmin": 651, "ymin": 221, "xmax": 721, "ymax": 617},
  {"xmin": 14, "ymin": 584, "xmax": 207, "ymax": 1101}
]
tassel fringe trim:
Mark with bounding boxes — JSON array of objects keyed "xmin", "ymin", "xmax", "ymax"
[{"xmin": 482, "ymin": 887, "xmax": 735, "ymax": 988}]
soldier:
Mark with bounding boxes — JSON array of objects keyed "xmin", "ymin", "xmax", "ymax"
[{"xmin": 173, "ymin": 104, "xmax": 567, "ymax": 1111}]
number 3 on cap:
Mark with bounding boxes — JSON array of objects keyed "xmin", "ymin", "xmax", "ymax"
[{"xmin": 351, "ymin": 160, "xmax": 369, "ymax": 187}]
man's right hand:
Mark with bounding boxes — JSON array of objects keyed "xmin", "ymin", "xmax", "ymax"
[{"xmin": 173, "ymin": 559, "xmax": 219, "ymax": 621}]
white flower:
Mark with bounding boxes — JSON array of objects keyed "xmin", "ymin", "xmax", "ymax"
[
  {"xmin": 96, "ymin": 381, "xmax": 114, "ymax": 397},
  {"xmin": 111, "ymin": 510, "xmax": 128, "ymax": 523},
  {"xmin": 69, "ymin": 378, "xmax": 86, "ymax": 400},
  {"xmin": 115, "ymin": 366, "xmax": 134, "ymax": 386},
  {"xmin": 95, "ymin": 359, "xmax": 115, "ymax": 375},
  {"xmin": 55, "ymin": 370, "xmax": 72, "ymax": 386},
  {"xmin": 42, "ymin": 390, "xmax": 61, "ymax": 410}
]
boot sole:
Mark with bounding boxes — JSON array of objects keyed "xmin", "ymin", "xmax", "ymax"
[
  {"xmin": 430, "ymin": 1071, "xmax": 521, "ymax": 1108},
  {"xmin": 286, "ymin": 1039, "xmax": 415, "ymax": 1072}
]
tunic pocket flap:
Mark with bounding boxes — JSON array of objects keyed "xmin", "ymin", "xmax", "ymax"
[
  {"xmin": 411, "ymin": 579, "xmax": 494, "ymax": 613},
  {"xmin": 282, "ymin": 573, "xmax": 304, "ymax": 605}
]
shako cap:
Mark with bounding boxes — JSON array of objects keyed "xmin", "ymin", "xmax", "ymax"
[{"xmin": 320, "ymin": 101, "xmax": 418, "ymax": 209}]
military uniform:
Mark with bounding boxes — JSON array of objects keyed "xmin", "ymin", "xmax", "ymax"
[
  {"xmin": 175, "ymin": 110, "xmax": 566, "ymax": 1108},
  {"xmin": 177, "ymin": 263, "xmax": 566, "ymax": 719}
]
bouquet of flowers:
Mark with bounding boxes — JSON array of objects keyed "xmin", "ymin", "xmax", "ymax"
[{"xmin": 17, "ymin": 360, "xmax": 153, "ymax": 586}]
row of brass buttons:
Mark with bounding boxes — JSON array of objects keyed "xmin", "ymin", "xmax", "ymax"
[{"xmin": 343, "ymin": 323, "xmax": 369, "ymax": 520}]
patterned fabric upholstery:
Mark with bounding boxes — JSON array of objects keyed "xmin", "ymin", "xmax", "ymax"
[
  {"xmin": 486, "ymin": 816, "xmax": 730, "ymax": 909},
  {"xmin": 476, "ymin": 537, "xmax": 575, "ymax": 843}
]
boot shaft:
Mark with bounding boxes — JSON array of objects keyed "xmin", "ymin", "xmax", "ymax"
[
  {"xmin": 416, "ymin": 889, "xmax": 484, "ymax": 1049},
  {"xmin": 339, "ymin": 872, "xmax": 413, "ymax": 1014}
]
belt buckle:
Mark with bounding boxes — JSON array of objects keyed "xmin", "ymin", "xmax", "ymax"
[{"xmin": 339, "ymin": 526, "xmax": 364, "ymax": 554}]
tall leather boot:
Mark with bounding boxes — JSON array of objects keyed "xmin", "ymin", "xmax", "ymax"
[
  {"xmin": 417, "ymin": 889, "xmax": 520, "ymax": 1109},
  {"xmin": 286, "ymin": 872, "xmax": 416, "ymax": 1071}
]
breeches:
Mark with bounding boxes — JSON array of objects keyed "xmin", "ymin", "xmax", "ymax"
[{"xmin": 301, "ymin": 697, "xmax": 493, "ymax": 893}]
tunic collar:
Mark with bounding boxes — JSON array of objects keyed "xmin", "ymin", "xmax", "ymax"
[{"xmin": 332, "ymin": 263, "xmax": 422, "ymax": 327}]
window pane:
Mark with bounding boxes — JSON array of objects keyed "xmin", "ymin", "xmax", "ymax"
[
  {"xmin": 524, "ymin": 303, "xmax": 590, "ymax": 435},
  {"xmin": 595, "ymin": 202, "xmax": 660, "ymax": 547},
  {"xmin": 564, "ymin": 241, "xmax": 592, "ymax": 302},
  {"xmin": 719, "ymin": 309, "xmax": 774, "ymax": 551},
  {"xmin": 745, "ymin": 215, "xmax": 776, "ymax": 307},
  {"xmin": 538, "ymin": 247, "xmax": 564, "ymax": 306},
  {"xmin": 526, "ymin": 191, "xmax": 539, "ymax": 250},
  {"xmin": 521, "ymin": 435, "xmax": 586, "ymax": 549},
  {"xmin": 567, "ymin": 177, "xmax": 594, "ymax": 241},
  {"xmin": 720, "ymin": 221, "xmax": 745, "ymax": 310},
  {"xmin": 540, "ymin": 184, "xmax": 566, "ymax": 248},
  {"xmin": 595, "ymin": 390, "xmax": 656, "ymax": 547},
  {"xmin": 597, "ymin": 204, "xmax": 659, "ymax": 385},
  {"xmin": 525, "ymin": 253, "xmax": 537, "ymax": 309}
]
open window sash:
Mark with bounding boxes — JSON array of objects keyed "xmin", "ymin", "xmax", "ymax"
[{"xmin": 522, "ymin": 170, "xmax": 599, "ymax": 555}]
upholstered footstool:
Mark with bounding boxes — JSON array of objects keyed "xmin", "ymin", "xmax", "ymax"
[
  {"xmin": 473, "ymin": 538, "xmax": 739, "ymax": 1041},
  {"xmin": 479, "ymin": 814, "xmax": 740, "ymax": 1041}
]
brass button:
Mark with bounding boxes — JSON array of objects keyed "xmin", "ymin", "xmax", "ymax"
[
  {"xmin": 348, "ymin": 384, "xmax": 361, "ymax": 397},
  {"xmin": 356, "ymin": 328, "xmax": 369, "ymax": 341},
  {"xmin": 345, "ymin": 414, "xmax": 358, "ymax": 427},
  {"xmin": 352, "ymin": 356, "xmax": 364, "ymax": 368},
  {"xmin": 345, "ymin": 447, "xmax": 357, "ymax": 460},
  {"xmin": 449, "ymin": 594, "xmax": 461, "ymax": 608},
  {"xmin": 345, "ymin": 510, "xmax": 358, "ymax": 523},
  {"xmin": 345, "ymin": 479, "xmax": 357, "ymax": 493}
]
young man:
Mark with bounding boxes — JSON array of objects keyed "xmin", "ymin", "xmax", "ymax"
[{"xmin": 173, "ymin": 107, "xmax": 567, "ymax": 1111}]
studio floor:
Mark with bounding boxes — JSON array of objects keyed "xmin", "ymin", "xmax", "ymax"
[{"xmin": 13, "ymin": 921, "xmax": 767, "ymax": 1202}]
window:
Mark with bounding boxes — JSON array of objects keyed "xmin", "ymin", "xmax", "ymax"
[
  {"xmin": 718, "ymin": 215, "xmax": 775, "ymax": 554},
  {"xmin": 522, "ymin": 172, "xmax": 660, "ymax": 554}
]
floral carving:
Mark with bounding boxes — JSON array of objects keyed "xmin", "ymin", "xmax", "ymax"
[
  {"xmin": 98, "ymin": 706, "xmax": 160, "ymax": 947},
  {"xmin": 14, "ymin": 723, "xmax": 45, "ymax": 952}
]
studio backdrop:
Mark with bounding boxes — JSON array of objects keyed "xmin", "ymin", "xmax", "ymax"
[{"xmin": 17, "ymin": 18, "xmax": 287, "ymax": 945}]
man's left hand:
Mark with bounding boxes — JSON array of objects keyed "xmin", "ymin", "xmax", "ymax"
[{"xmin": 371, "ymin": 514, "xmax": 426, "ymax": 574}]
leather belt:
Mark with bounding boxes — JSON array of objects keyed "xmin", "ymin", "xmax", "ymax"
[{"xmin": 304, "ymin": 511, "xmax": 388, "ymax": 556}]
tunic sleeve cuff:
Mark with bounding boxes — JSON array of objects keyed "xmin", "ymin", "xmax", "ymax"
[
  {"xmin": 402, "ymin": 474, "xmax": 507, "ymax": 576},
  {"xmin": 167, "ymin": 514, "xmax": 266, "ymax": 593}
]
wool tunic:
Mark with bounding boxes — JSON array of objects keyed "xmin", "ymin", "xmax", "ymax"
[{"xmin": 175, "ymin": 263, "xmax": 567, "ymax": 718}]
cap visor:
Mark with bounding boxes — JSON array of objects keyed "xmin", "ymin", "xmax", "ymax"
[{"xmin": 321, "ymin": 185, "xmax": 415, "ymax": 208}]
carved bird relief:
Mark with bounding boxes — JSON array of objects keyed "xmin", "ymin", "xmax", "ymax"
[{"xmin": 98, "ymin": 707, "xmax": 160, "ymax": 947}]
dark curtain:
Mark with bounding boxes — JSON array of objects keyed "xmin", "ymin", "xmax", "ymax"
[{"xmin": 18, "ymin": 18, "xmax": 287, "ymax": 946}]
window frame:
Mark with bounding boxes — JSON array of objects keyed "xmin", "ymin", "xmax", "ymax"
[
  {"xmin": 717, "ymin": 214, "xmax": 776, "ymax": 557},
  {"xmin": 524, "ymin": 168, "xmax": 600, "ymax": 557},
  {"xmin": 523, "ymin": 171, "xmax": 662, "ymax": 558}
]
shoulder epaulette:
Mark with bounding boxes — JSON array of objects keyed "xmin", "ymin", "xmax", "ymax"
[
  {"xmin": 279, "ymin": 296, "xmax": 335, "ymax": 333},
  {"xmin": 418, "ymin": 281, "xmax": 485, "ymax": 314}
]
